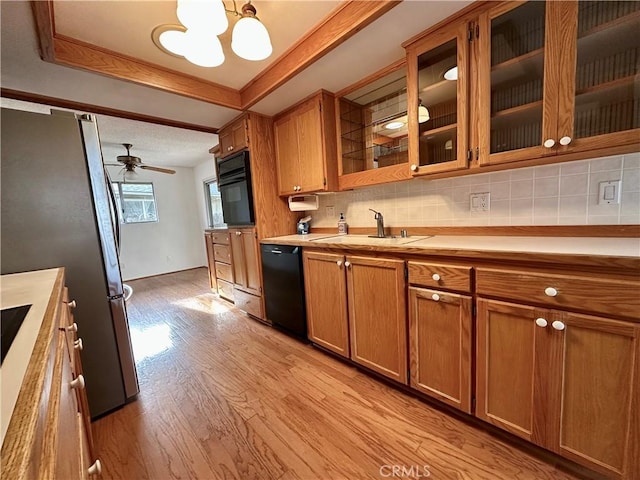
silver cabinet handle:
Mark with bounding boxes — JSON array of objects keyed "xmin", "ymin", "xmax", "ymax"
[
  {"xmin": 535, "ymin": 318, "xmax": 548, "ymax": 328},
  {"xmin": 70, "ymin": 375, "xmax": 85, "ymax": 390},
  {"xmin": 87, "ymin": 459, "xmax": 102, "ymax": 476}
]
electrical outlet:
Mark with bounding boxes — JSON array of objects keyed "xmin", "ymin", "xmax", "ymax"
[
  {"xmin": 598, "ymin": 180, "xmax": 621, "ymax": 205},
  {"xmin": 326, "ymin": 205, "xmax": 336, "ymax": 217},
  {"xmin": 470, "ymin": 192, "xmax": 490, "ymax": 212}
]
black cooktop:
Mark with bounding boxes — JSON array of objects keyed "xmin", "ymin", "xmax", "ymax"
[{"xmin": 1, "ymin": 304, "xmax": 32, "ymax": 364}]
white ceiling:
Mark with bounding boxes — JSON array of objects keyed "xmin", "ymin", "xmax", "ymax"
[{"xmin": 0, "ymin": 0, "xmax": 472, "ymax": 168}]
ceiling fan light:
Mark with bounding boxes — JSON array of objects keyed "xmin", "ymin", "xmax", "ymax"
[
  {"xmin": 418, "ymin": 104, "xmax": 430, "ymax": 123},
  {"xmin": 177, "ymin": 0, "xmax": 228, "ymax": 35},
  {"xmin": 158, "ymin": 29, "xmax": 187, "ymax": 56},
  {"xmin": 183, "ymin": 30, "xmax": 225, "ymax": 67},
  {"xmin": 231, "ymin": 15, "xmax": 272, "ymax": 61}
]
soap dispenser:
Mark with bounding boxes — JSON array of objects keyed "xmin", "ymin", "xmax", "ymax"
[{"xmin": 338, "ymin": 213, "xmax": 348, "ymax": 234}]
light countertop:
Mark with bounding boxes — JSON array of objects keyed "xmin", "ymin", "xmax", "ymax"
[
  {"xmin": 0, "ymin": 268, "xmax": 62, "ymax": 447},
  {"xmin": 261, "ymin": 234, "xmax": 640, "ymax": 268}
]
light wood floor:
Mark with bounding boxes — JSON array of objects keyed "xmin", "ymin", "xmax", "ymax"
[{"xmin": 93, "ymin": 268, "xmax": 584, "ymax": 480}]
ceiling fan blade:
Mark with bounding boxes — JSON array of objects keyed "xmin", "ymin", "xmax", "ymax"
[
  {"xmin": 140, "ymin": 165, "xmax": 176, "ymax": 174},
  {"xmin": 104, "ymin": 163, "xmax": 122, "ymax": 167}
]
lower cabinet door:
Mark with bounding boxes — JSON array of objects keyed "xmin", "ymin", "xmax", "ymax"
[
  {"xmin": 476, "ymin": 298, "xmax": 556, "ymax": 446},
  {"xmin": 556, "ymin": 312, "xmax": 640, "ymax": 479},
  {"xmin": 409, "ymin": 287, "xmax": 472, "ymax": 413},
  {"xmin": 347, "ymin": 256, "xmax": 407, "ymax": 383},
  {"xmin": 303, "ymin": 251, "xmax": 350, "ymax": 357},
  {"xmin": 56, "ymin": 336, "xmax": 82, "ymax": 479}
]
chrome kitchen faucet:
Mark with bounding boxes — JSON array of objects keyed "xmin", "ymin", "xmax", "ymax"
[{"xmin": 368, "ymin": 209, "xmax": 386, "ymax": 238}]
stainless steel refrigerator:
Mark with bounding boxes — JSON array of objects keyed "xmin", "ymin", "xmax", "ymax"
[{"xmin": 1, "ymin": 107, "xmax": 139, "ymax": 418}]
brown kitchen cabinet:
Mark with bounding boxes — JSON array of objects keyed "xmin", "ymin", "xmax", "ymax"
[
  {"xmin": 218, "ymin": 116, "xmax": 248, "ymax": 159},
  {"xmin": 407, "ymin": 259, "xmax": 473, "ymax": 413},
  {"xmin": 405, "ymin": 19, "xmax": 471, "ymax": 176},
  {"xmin": 335, "ymin": 62, "xmax": 413, "ymax": 190},
  {"xmin": 475, "ymin": 0, "xmax": 640, "ymax": 167},
  {"xmin": 205, "ymin": 230, "xmax": 234, "ymax": 302},
  {"xmin": 304, "ymin": 250, "xmax": 407, "ymax": 382},
  {"xmin": 476, "ymin": 265, "xmax": 640, "ymax": 480},
  {"xmin": 274, "ymin": 91, "xmax": 338, "ymax": 196},
  {"xmin": 302, "ymin": 251, "xmax": 350, "ymax": 358},
  {"xmin": 229, "ymin": 227, "xmax": 263, "ymax": 318}
]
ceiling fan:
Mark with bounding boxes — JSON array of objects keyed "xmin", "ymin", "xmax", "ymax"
[{"xmin": 106, "ymin": 143, "xmax": 176, "ymax": 176}]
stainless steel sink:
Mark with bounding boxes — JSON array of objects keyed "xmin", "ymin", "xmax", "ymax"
[{"xmin": 309, "ymin": 234, "xmax": 431, "ymax": 246}]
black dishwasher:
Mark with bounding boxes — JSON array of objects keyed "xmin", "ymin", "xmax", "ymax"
[{"xmin": 261, "ymin": 244, "xmax": 307, "ymax": 339}]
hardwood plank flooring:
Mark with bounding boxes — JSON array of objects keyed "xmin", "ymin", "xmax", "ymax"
[{"xmin": 93, "ymin": 268, "xmax": 584, "ymax": 480}]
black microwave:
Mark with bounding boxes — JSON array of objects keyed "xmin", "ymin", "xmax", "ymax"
[{"xmin": 217, "ymin": 151, "xmax": 255, "ymax": 226}]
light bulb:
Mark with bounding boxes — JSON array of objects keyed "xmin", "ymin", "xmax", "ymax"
[
  {"xmin": 158, "ymin": 29, "xmax": 187, "ymax": 56},
  {"xmin": 418, "ymin": 104, "xmax": 430, "ymax": 123},
  {"xmin": 444, "ymin": 66, "xmax": 458, "ymax": 81},
  {"xmin": 385, "ymin": 121, "xmax": 405, "ymax": 130},
  {"xmin": 183, "ymin": 30, "xmax": 225, "ymax": 67},
  {"xmin": 177, "ymin": 0, "xmax": 228, "ymax": 35},
  {"xmin": 232, "ymin": 16, "xmax": 272, "ymax": 61}
]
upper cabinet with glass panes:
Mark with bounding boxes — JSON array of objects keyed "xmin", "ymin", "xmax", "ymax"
[
  {"xmin": 405, "ymin": 20, "xmax": 470, "ymax": 176},
  {"xmin": 474, "ymin": 0, "xmax": 640, "ymax": 167},
  {"xmin": 336, "ymin": 63, "xmax": 413, "ymax": 190}
]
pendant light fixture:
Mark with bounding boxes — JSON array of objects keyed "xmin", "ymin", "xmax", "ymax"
[
  {"xmin": 418, "ymin": 98, "xmax": 430, "ymax": 123},
  {"xmin": 153, "ymin": 0, "xmax": 272, "ymax": 67}
]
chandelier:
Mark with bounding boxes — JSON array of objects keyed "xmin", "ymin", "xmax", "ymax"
[{"xmin": 152, "ymin": 0, "xmax": 272, "ymax": 68}]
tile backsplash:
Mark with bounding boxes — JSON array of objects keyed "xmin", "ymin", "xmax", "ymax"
[{"xmin": 306, "ymin": 153, "xmax": 640, "ymax": 229}]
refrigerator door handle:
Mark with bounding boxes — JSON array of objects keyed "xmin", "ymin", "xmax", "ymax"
[{"xmin": 105, "ymin": 169, "xmax": 121, "ymax": 253}]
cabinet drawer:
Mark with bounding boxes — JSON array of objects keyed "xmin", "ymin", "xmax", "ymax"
[
  {"xmin": 217, "ymin": 279, "xmax": 234, "ymax": 302},
  {"xmin": 234, "ymin": 289, "xmax": 263, "ymax": 319},
  {"xmin": 476, "ymin": 268, "xmax": 640, "ymax": 320},
  {"xmin": 211, "ymin": 231, "xmax": 230, "ymax": 245},
  {"xmin": 214, "ymin": 244, "xmax": 232, "ymax": 263},
  {"xmin": 215, "ymin": 262, "xmax": 233, "ymax": 283},
  {"xmin": 408, "ymin": 261, "xmax": 472, "ymax": 293}
]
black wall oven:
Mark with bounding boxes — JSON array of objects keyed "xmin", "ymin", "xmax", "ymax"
[{"xmin": 218, "ymin": 151, "xmax": 255, "ymax": 226}]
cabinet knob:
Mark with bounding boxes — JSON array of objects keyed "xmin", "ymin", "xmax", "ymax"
[
  {"xmin": 431, "ymin": 273, "xmax": 441, "ymax": 281},
  {"xmin": 66, "ymin": 322, "xmax": 78, "ymax": 333},
  {"xmin": 336, "ymin": 260, "xmax": 343, "ymax": 267},
  {"xmin": 559, "ymin": 136, "xmax": 572, "ymax": 146},
  {"xmin": 87, "ymin": 459, "xmax": 102, "ymax": 476},
  {"xmin": 431, "ymin": 293, "xmax": 440, "ymax": 301},
  {"xmin": 67, "ymin": 300, "xmax": 77, "ymax": 308},
  {"xmin": 70, "ymin": 374, "xmax": 85, "ymax": 390},
  {"xmin": 344, "ymin": 261, "xmax": 351, "ymax": 268},
  {"xmin": 544, "ymin": 287, "xmax": 558, "ymax": 297},
  {"xmin": 74, "ymin": 338, "xmax": 83, "ymax": 351},
  {"xmin": 535, "ymin": 318, "xmax": 548, "ymax": 328},
  {"xmin": 235, "ymin": 231, "xmax": 242, "ymax": 236},
  {"xmin": 543, "ymin": 138, "xmax": 556, "ymax": 148},
  {"xmin": 410, "ymin": 164, "xmax": 418, "ymax": 172},
  {"xmin": 552, "ymin": 320, "xmax": 566, "ymax": 331}
]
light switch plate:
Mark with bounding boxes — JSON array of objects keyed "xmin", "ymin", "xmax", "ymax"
[
  {"xmin": 325, "ymin": 205, "xmax": 336, "ymax": 217},
  {"xmin": 470, "ymin": 192, "xmax": 490, "ymax": 212},
  {"xmin": 598, "ymin": 180, "xmax": 621, "ymax": 205}
]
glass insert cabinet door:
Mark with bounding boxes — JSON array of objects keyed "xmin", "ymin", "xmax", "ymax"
[
  {"xmin": 568, "ymin": 1, "xmax": 640, "ymax": 151},
  {"xmin": 337, "ymin": 64, "xmax": 410, "ymax": 188},
  {"xmin": 477, "ymin": 1, "xmax": 550, "ymax": 165},
  {"xmin": 406, "ymin": 22, "xmax": 469, "ymax": 176}
]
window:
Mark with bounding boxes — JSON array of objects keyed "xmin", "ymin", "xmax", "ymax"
[
  {"xmin": 112, "ymin": 182, "xmax": 158, "ymax": 224},
  {"xmin": 204, "ymin": 179, "xmax": 225, "ymax": 227}
]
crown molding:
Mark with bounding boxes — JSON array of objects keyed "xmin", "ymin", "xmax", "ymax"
[{"xmin": 31, "ymin": 0, "xmax": 402, "ymax": 112}]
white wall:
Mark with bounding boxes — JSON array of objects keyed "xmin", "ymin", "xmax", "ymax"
[
  {"xmin": 107, "ymin": 166, "xmax": 206, "ymax": 281},
  {"xmin": 193, "ymin": 158, "xmax": 217, "ymax": 230},
  {"xmin": 309, "ymin": 153, "xmax": 640, "ymax": 228}
]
